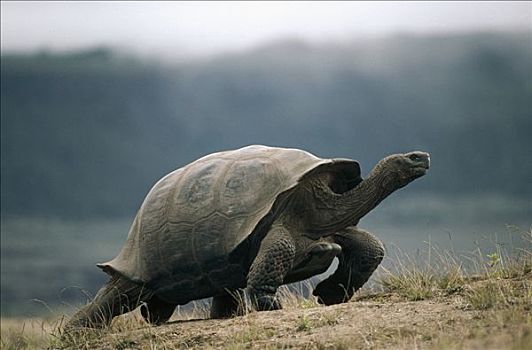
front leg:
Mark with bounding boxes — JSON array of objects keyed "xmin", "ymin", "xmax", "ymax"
[
  {"xmin": 313, "ymin": 227, "xmax": 384, "ymax": 305},
  {"xmin": 247, "ymin": 224, "xmax": 296, "ymax": 311}
]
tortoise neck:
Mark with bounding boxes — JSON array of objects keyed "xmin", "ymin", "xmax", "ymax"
[
  {"xmin": 344, "ymin": 165, "xmax": 398, "ymax": 219},
  {"xmin": 309, "ymin": 163, "xmax": 398, "ymax": 232}
]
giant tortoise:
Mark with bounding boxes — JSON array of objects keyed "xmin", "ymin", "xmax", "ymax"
[{"xmin": 67, "ymin": 145, "xmax": 430, "ymax": 328}]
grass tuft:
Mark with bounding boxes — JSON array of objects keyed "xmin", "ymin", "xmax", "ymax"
[
  {"xmin": 296, "ymin": 314, "xmax": 312, "ymax": 332},
  {"xmin": 378, "ymin": 227, "xmax": 531, "ymax": 304},
  {"xmin": 378, "ymin": 247, "xmax": 469, "ymax": 301}
]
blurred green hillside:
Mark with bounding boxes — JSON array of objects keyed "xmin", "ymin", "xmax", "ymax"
[{"xmin": 1, "ymin": 32, "xmax": 531, "ymax": 219}]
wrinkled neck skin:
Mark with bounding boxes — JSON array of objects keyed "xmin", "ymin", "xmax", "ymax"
[{"xmin": 306, "ymin": 161, "xmax": 404, "ymax": 233}]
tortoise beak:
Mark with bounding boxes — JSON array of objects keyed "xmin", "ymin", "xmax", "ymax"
[
  {"xmin": 418, "ymin": 152, "xmax": 430, "ymax": 170},
  {"xmin": 408, "ymin": 151, "xmax": 430, "ymax": 175}
]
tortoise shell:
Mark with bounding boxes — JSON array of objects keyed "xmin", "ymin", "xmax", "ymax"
[{"xmin": 98, "ymin": 145, "xmax": 360, "ymax": 304}]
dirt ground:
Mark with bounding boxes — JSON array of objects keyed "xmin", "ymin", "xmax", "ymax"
[
  {"xmin": 141, "ymin": 296, "xmax": 530, "ymax": 349},
  {"xmin": 57, "ymin": 283, "xmax": 531, "ymax": 350},
  {"xmin": 2, "ymin": 276, "xmax": 531, "ymax": 349}
]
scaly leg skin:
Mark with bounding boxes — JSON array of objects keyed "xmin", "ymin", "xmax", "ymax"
[
  {"xmin": 65, "ymin": 275, "xmax": 153, "ymax": 330},
  {"xmin": 247, "ymin": 224, "xmax": 296, "ymax": 311},
  {"xmin": 313, "ymin": 227, "xmax": 384, "ymax": 305},
  {"xmin": 210, "ymin": 289, "xmax": 247, "ymax": 319},
  {"xmin": 140, "ymin": 295, "xmax": 177, "ymax": 325}
]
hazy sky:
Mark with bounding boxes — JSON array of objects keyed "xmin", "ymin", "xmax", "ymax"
[{"xmin": 1, "ymin": 1, "xmax": 530, "ymax": 57}]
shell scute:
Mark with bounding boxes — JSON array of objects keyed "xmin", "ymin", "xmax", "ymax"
[
  {"xmin": 172, "ymin": 158, "xmax": 228, "ymax": 221},
  {"xmin": 220, "ymin": 157, "xmax": 282, "ymax": 217}
]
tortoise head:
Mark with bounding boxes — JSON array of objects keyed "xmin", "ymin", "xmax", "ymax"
[{"xmin": 375, "ymin": 151, "xmax": 430, "ymax": 188}]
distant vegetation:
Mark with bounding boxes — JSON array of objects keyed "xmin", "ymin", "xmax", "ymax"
[{"xmin": 1, "ymin": 32, "xmax": 531, "ymax": 219}]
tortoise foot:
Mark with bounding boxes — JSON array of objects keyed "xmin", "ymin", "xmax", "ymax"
[
  {"xmin": 313, "ymin": 279, "xmax": 351, "ymax": 305},
  {"xmin": 251, "ymin": 290, "xmax": 282, "ymax": 311},
  {"xmin": 310, "ymin": 242, "xmax": 342, "ymax": 255}
]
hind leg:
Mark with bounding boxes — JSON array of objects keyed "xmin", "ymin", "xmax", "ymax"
[
  {"xmin": 313, "ymin": 227, "xmax": 384, "ymax": 305},
  {"xmin": 210, "ymin": 289, "xmax": 246, "ymax": 319},
  {"xmin": 66, "ymin": 275, "xmax": 152, "ymax": 329},
  {"xmin": 140, "ymin": 295, "xmax": 177, "ymax": 325}
]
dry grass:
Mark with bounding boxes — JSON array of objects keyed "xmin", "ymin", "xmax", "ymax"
[
  {"xmin": 379, "ymin": 226, "xmax": 531, "ymax": 303},
  {"xmin": 0, "ymin": 317, "xmax": 60, "ymax": 350},
  {"xmin": 2, "ymin": 227, "xmax": 531, "ymax": 349}
]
